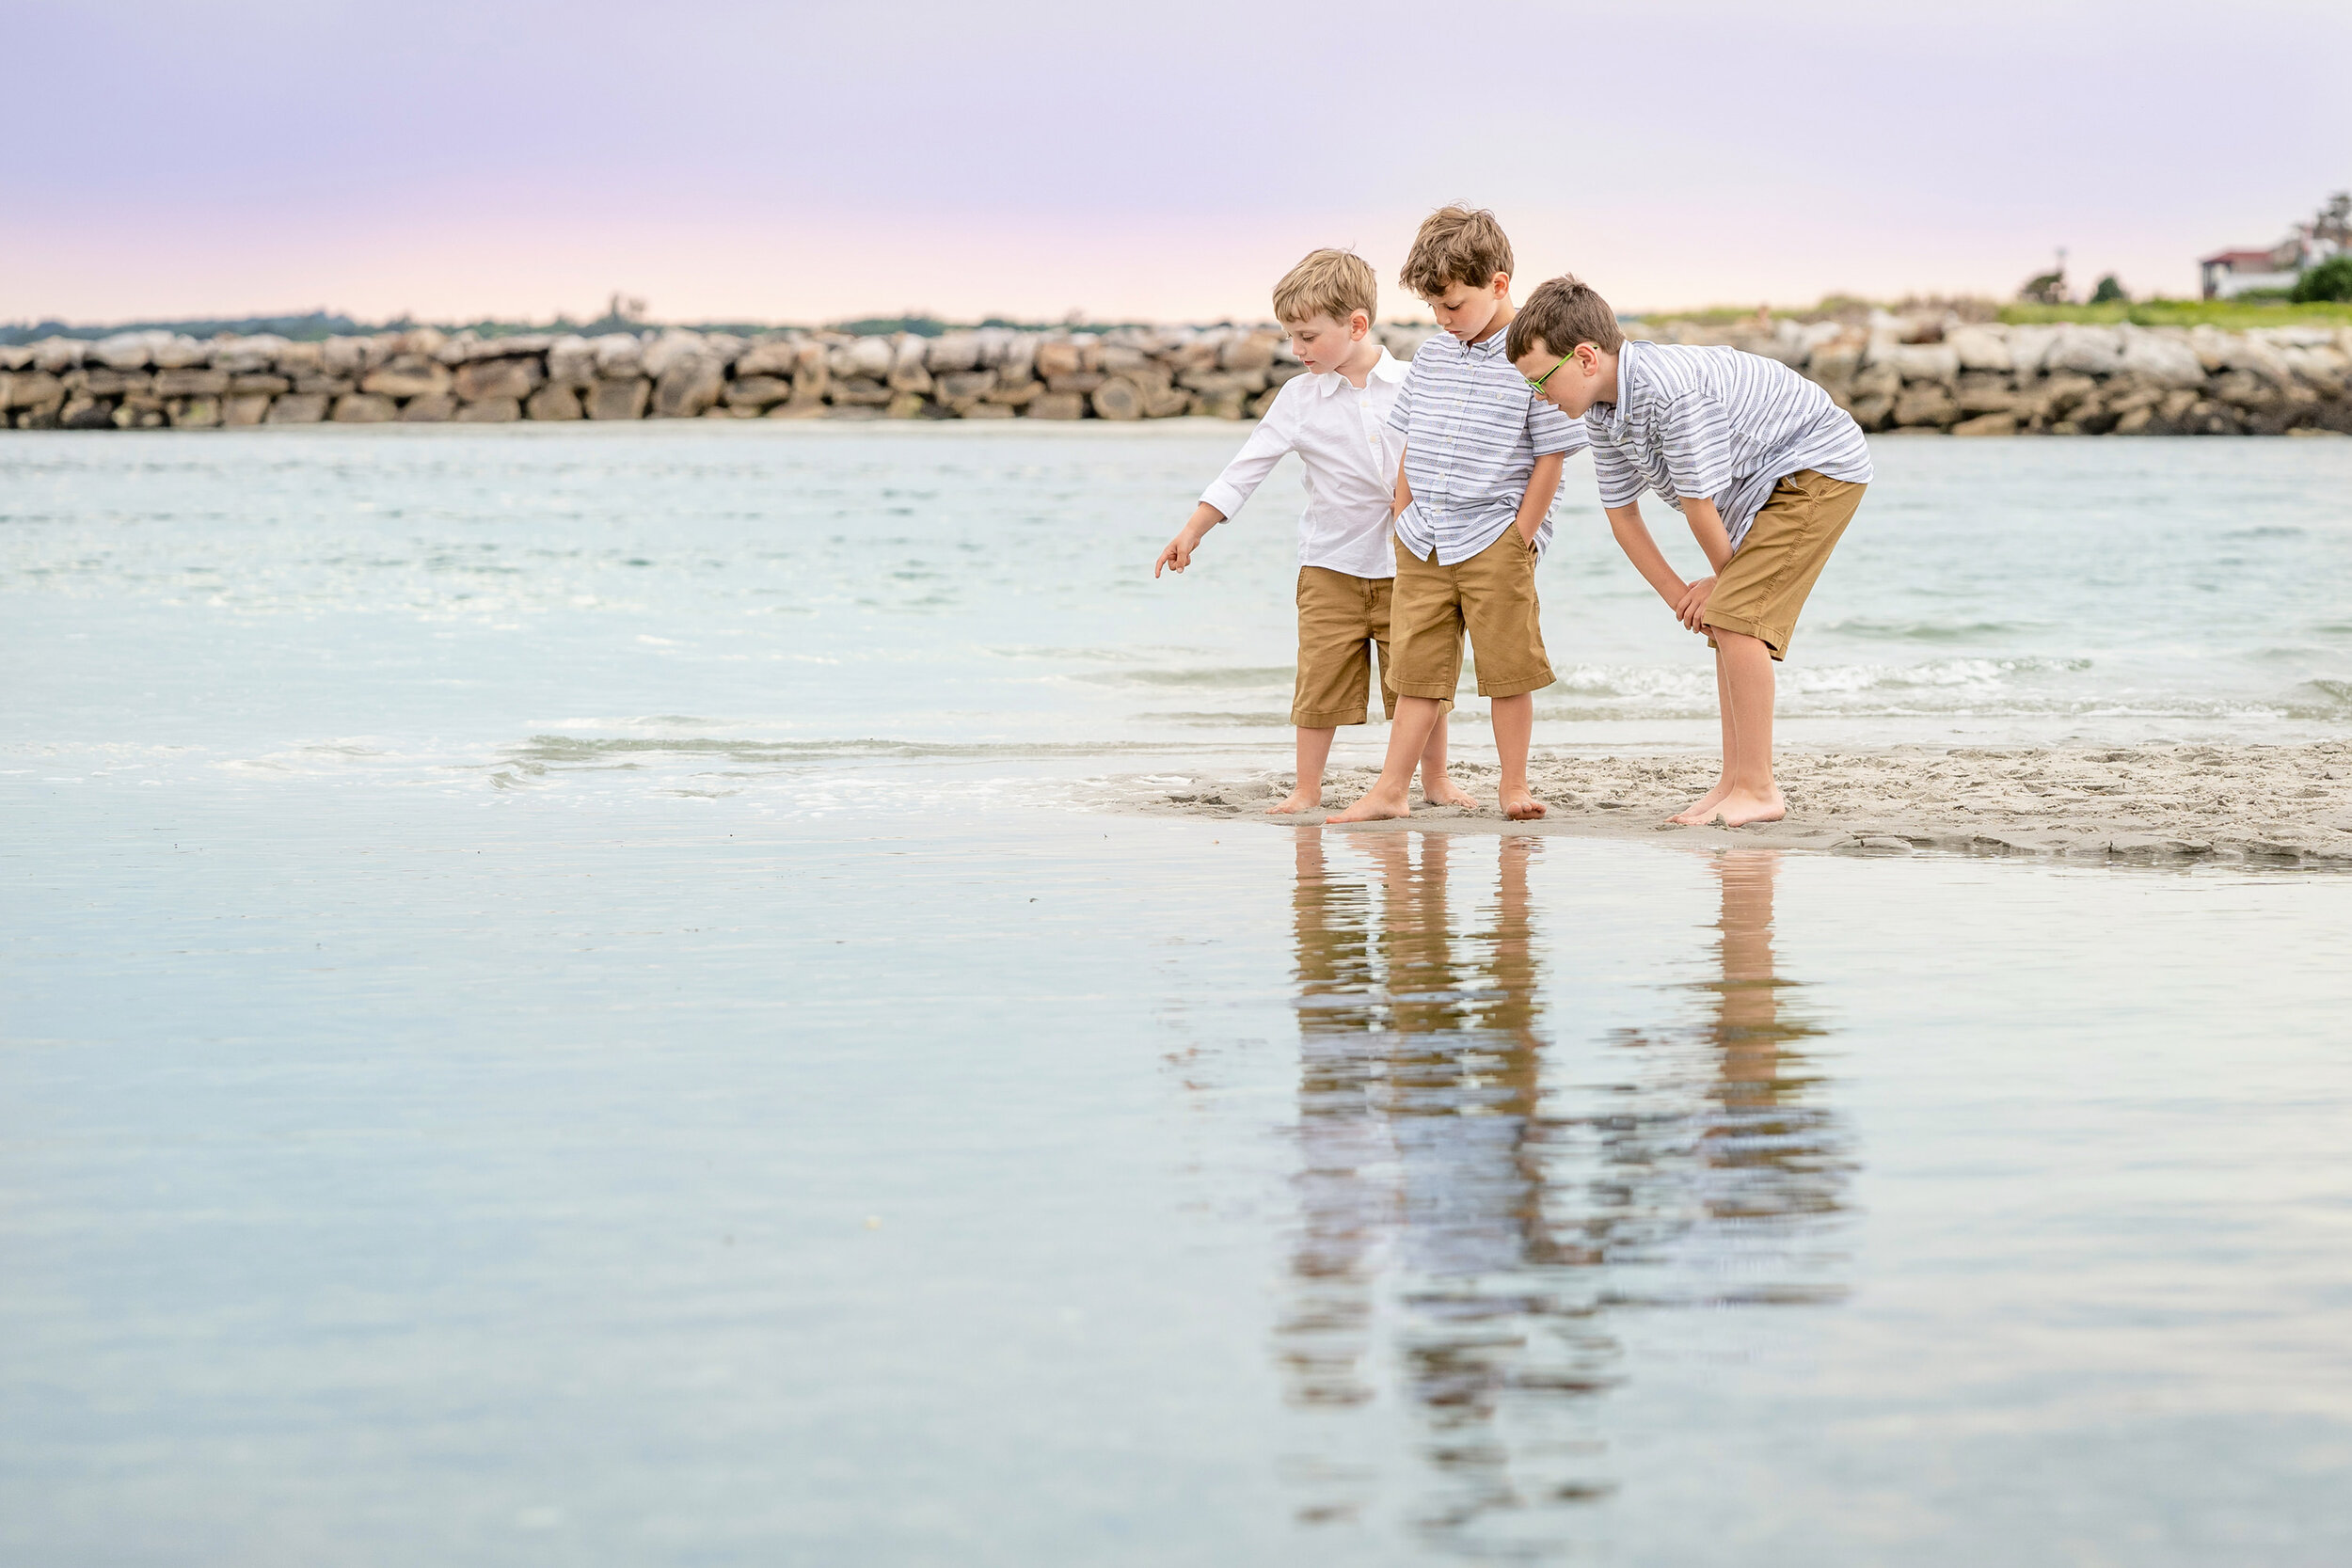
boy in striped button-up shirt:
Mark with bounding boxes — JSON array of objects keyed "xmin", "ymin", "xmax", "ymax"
[
  {"xmin": 1328, "ymin": 207, "xmax": 1584, "ymax": 825},
  {"xmin": 1509, "ymin": 276, "xmax": 1872, "ymax": 829}
]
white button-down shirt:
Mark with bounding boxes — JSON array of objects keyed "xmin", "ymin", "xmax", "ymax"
[{"xmin": 1199, "ymin": 347, "xmax": 1407, "ymax": 580}]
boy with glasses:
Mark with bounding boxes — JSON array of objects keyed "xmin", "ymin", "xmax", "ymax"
[{"xmin": 1509, "ymin": 275, "xmax": 1870, "ymax": 828}]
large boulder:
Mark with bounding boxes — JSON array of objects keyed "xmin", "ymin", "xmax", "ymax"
[
  {"xmin": 154, "ymin": 367, "xmax": 230, "ymax": 397},
  {"xmin": 1220, "ymin": 332, "xmax": 1279, "ymax": 372},
  {"xmin": 151, "ymin": 336, "xmax": 211, "ymax": 369},
  {"xmin": 2046, "ymin": 325, "xmax": 2123, "ymax": 376},
  {"xmin": 400, "ymin": 393, "xmax": 456, "ymax": 422},
  {"xmin": 1947, "ymin": 325, "xmax": 2011, "ymax": 372},
  {"xmin": 1034, "ymin": 338, "xmax": 1085, "ymax": 379},
  {"xmin": 214, "ymin": 336, "xmax": 289, "ymax": 375},
  {"xmin": 0, "ymin": 371, "xmax": 64, "ymax": 412},
  {"xmin": 924, "ymin": 333, "xmax": 982, "ymax": 373},
  {"xmin": 723, "ymin": 375, "xmax": 792, "ymax": 408},
  {"xmin": 652, "ymin": 355, "xmax": 724, "ymax": 417},
  {"xmin": 2115, "ymin": 329, "xmax": 2204, "ymax": 389},
  {"xmin": 735, "ymin": 335, "xmax": 802, "ymax": 377},
  {"xmin": 453, "ymin": 358, "xmax": 542, "ymax": 402},
  {"xmin": 546, "ymin": 335, "xmax": 597, "ymax": 388},
  {"xmin": 1090, "ymin": 377, "xmax": 1145, "ymax": 420},
  {"xmin": 31, "ymin": 339, "xmax": 85, "ymax": 372},
  {"xmin": 1025, "ymin": 390, "xmax": 1087, "ymax": 420},
  {"xmin": 525, "ymin": 383, "xmax": 584, "ymax": 420},
  {"xmin": 321, "ymin": 337, "xmax": 372, "ymax": 377},
  {"xmin": 640, "ymin": 329, "xmax": 708, "ymax": 382},
  {"xmin": 455, "ymin": 397, "xmax": 521, "ymax": 422},
  {"xmin": 1889, "ymin": 342, "xmax": 1960, "ymax": 383},
  {"xmin": 332, "ymin": 393, "xmax": 398, "ymax": 423},
  {"xmin": 265, "ymin": 392, "xmax": 329, "ymax": 424},
  {"xmin": 2004, "ymin": 326, "xmax": 2058, "ymax": 375},
  {"xmin": 362, "ymin": 356, "xmax": 454, "ymax": 399},
  {"xmin": 93, "ymin": 331, "xmax": 168, "ymax": 371},
  {"xmin": 830, "ymin": 337, "xmax": 893, "ymax": 381},
  {"xmin": 888, "ymin": 335, "xmax": 933, "ymax": 392},
  {"xmin": 588, "ymin": 377, "xmax": 649, "ymax": 420},
  {"xmin": 592, "ymin": 334, "xmax": 644, "ymax": 378},
  {"xmin": 223, "ymin": 393, "xmax": 273, "ymax": 426},
  {"xmin": 1893, "ymin": 384, "xmax": 1962, "ymax": 428},
  {"xmin": 275, "ymin": 341, "xmax": 325, "ymax": 374}
]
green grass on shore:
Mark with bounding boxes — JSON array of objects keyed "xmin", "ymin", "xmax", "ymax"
[
  {"xmin": 1639, "ymin": 297, "xmax": 2352, "ymax": 331},
  {"xmin": 1997, "ymin": 299, "xmax": 2352, "ymax": 328}
]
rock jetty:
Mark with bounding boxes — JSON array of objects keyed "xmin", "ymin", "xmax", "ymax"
[{"xmin": 5, "ymin": 316, "xmax": 2350, "ymax": 434}]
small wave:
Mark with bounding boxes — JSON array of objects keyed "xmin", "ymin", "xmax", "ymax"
[
  {"xmin": 1818, "ymin": 617, "xmax": 2035, "ymax": 641},
  {"xmin": 500, "ymin": 735, "xmax": 1216, "ymax": 767},
  {"xmin": 1074, "ymin": 666, "xmax": 1295, "ymax": 689},
  {"xmin": 2296, "ymin": 677, "xmax": 2352, "ymax": 708}
]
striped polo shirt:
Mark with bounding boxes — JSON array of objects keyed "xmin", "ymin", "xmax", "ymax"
[
  {"xmin": 1584, "ymin": 341, "xmax": 1873, "ymax": 551},
  {"xmin": 1389, "ymin": 325, "xmax": 1587, "ymax": 566}
]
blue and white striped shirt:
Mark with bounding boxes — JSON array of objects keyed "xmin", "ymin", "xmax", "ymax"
[
  {"xmin": 1584, "ymin": 341, "xmax": 1872, "ymax": 550},
  {"xmin": 1389, "ymin": 325, "xmax": 1586, "ymax": 566}
]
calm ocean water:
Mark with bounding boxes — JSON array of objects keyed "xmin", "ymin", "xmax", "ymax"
[{"xmin": 5, "ymin": 425, "xmax": 2351, "ymax": 1564}]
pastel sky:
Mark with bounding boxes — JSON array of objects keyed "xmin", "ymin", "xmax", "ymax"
[{"xmin": 10, "ymin": 0, "xmax": 2350, "ymax": 325}]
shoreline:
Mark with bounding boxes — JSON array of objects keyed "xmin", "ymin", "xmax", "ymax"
[{"xmin": 1098, "ymin": 741, "xmax": 2352, "ymax": 865}]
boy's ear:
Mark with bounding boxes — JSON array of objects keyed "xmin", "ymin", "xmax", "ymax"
[
  {"xmin": 1490, "ymin": 271, "xmax": 1511, "ymax": 296},
  {"xmin": 1350, "ymin": 309, "xmax": 1371, "ymax": 340}
]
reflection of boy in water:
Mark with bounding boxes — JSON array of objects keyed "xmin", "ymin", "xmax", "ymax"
[{"xmin": 1276, "ymin": 838, "xmax": 1849, "ymax": 1548}]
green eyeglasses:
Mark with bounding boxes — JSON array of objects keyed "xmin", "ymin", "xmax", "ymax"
[{"xmin": 1525, "ymin": 352, "xmax": 1574, "ymax": 392}]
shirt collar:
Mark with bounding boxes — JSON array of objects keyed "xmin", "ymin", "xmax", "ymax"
[
  {"xmin": 1596, "ymin": 339, "xmax": 1643, "ymax": 438},
  {"xmin": 1311, "ymin": 345, "xmax": 1404, "ymax": 397},
  {"xmin": 1469, "ymin": 325, "xmax": 1508, "ymax": 356}
]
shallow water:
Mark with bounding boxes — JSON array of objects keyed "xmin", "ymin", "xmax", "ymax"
[{"xmin": 5, "ymin": 426, "xmax": 2352, "ymax": 1564}]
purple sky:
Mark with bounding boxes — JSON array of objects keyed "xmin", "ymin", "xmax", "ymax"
[{"xmin": 9, "ymin": 0, "xmax": 2349, "ymax": 325}]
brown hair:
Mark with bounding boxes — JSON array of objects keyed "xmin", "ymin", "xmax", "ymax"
[
  {"xmin": 1505, "ymin": 275, "xmax": 1624, "ymax": 361},
  {"xmin": 1400, "ymin": 206, "xmax": 1514, "ymax": 297},
  {"xmin": 1272, "ymin": 248, "xmax": 1377, "ymax": 326}
]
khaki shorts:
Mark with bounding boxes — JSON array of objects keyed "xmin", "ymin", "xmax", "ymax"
[
  {"xmin": 1388, "ymin": 528, "xmax": 1553, "ymax": 700},
  {"xmin": 1704, "ymin": 469, "xmax": 1866, "ymax": 660},
  {"xmin": 1294, "ymin": 566, "xmax": 1416, "ymax": 727}
]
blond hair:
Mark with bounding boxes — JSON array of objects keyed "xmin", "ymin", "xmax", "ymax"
[
  {"xmin": 1272, "ymin": 248, "xmax": 1377, "ymax": 326},
  {"xmin": 1506, "ymin": 275, "xmax": 1625, "ymax": 360},
  {"xmin": 1400, "ymin": 206, "xmax": 1515, "ymax": 298}
]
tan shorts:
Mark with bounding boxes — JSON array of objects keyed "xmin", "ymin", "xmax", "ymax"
[
  {"xmin": 1294, "ymin": 566, "xmax": 1403, "ymax": 727},
  {"xmin": 1704, "ymin": 469, "xmax": 1866, "ymax": 660},
  {"xmin": 1388, "ymin": 528, "xmax": 1553, "ymax": 700}
]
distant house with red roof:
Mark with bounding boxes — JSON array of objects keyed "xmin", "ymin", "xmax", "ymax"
[{"xmin": 2201, "ymin": 194, "xmax": 2350, "ymax": 298}]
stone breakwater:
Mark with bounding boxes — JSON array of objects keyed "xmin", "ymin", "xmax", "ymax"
[
  {"xmin": 1655, "ymin": 316, "xmax": 2352, "ymax": 436},
  {"xmin": 5, "ymin": 317, "xmax": 2352, "ymax": 434}
]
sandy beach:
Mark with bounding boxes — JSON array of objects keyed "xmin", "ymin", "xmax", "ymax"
[{"xmin": 1105, "ymin": 740, "xmax": 2352, "ymax": 863}]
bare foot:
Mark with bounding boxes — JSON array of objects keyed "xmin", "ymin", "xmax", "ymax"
[
  {"xmin": 1327, "ymin": 784, "xmax": 1414, "ymax": 824},
  {"xmin": 1265, "ymin": 785, "xmax": 1322, "ymax": 815},
  {"xmin": 1716, "ymin": 787, "xmax": 1786, "ymax": 828},
  {"xmin": 1501, "ymin": 786, "xmax": 1549, "ymax": 821},
  {"xmin": 1421, "ymin": 778, "xmax": 1480, "ymax": 810},
  {"xmin": 1669, "ymin": 779, "xmax": 1733, "ymax": 826}
]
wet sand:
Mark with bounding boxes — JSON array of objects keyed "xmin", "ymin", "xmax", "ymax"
[{"xmin": 1103, "ymin": 741, "xmax": 2352, "ymax": 863}]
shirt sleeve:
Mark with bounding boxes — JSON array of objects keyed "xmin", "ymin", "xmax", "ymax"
[
  {"xmin": 1527, "ymin": 393, "xmax": 1588, "ymax": 457},
  {"xmin": 1589, "ymin": 433, "xmax": 1644, "ymax": 507},
  {"xmin": 1199, "ymin": 389, "xmax": 1296, "ymax": 519},
  {"xmin": 1655, "ymin": 391, "xmax": 1736, "ymax": 506}
]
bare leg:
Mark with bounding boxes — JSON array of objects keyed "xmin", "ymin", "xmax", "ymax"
[
  {"xmin": 1671, "ymin": 652, "xmax": 1739, "ymax": 824},
  {"xmin": 1416, "ymin": 710, "xmax": 1478, "ymax": 808},
  {"xmin": 1713, "ymin": 630, "xmax": 1785, "ymax": 826},
  {"xmin": 1491, "ymin": 691, "xmax": 1547, "ymax": 819},
  {"xmin": 1327, "ymin": 696, "xmax": 1446, "ymax": 822},
  {"xmin": 1269, "ymin": 726, "xmax": 1338, "ymax": 813}
]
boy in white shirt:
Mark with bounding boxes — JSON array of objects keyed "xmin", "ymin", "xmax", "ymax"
[{"xmin": 1155, "ymin": 249, "xmax": 1470, "ymax": 815}]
